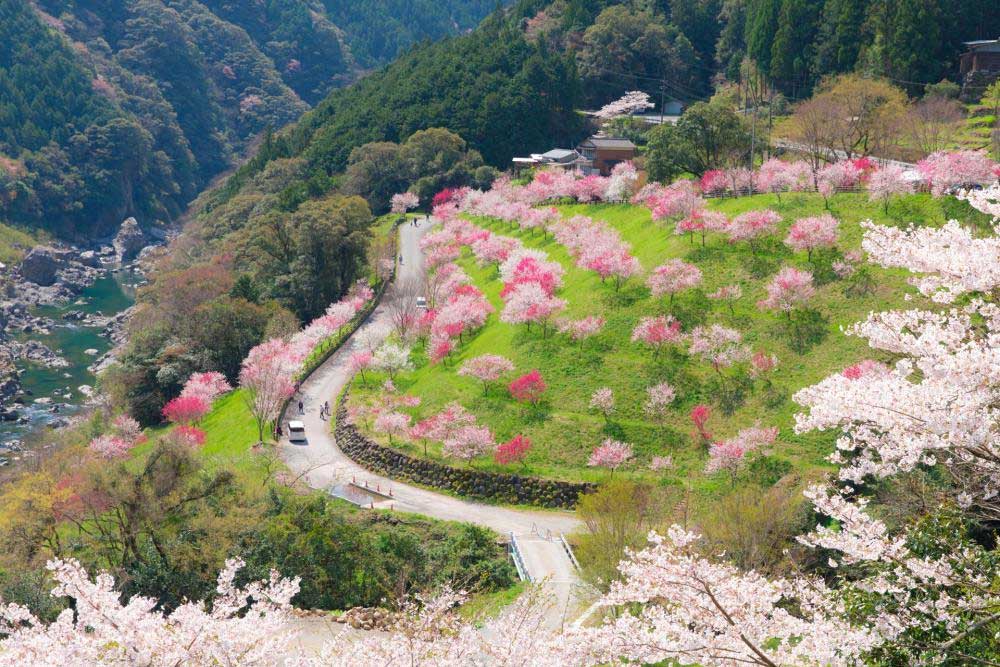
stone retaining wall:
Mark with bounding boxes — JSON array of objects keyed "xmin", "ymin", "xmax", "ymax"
[{"xmin": 335, "ymin": 399, "xmax": 594, "ymax": 509}]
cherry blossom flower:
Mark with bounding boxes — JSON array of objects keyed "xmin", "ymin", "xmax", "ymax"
[
  {"xmin": 631, "ymin": 315, "xmax": 683, "ymax": 356},
  {"xmin": 867, "ymin": 164, "xmax": 914, "ymax": 211},
  {"xmin": 728, "ymin": 209, "xmax": 781, "ymax": 252},
  {"xmin": 589, "ymin": 387, "xmax": 614, "ymax": 420},
  {"xmin": 643, "ymin": 382, "xmax": 676, "ymax": 422},
  {"xmin": 594, "ymin": 90, "xmax": 654, "ymax": 119},
  {"xmin": 494, "ymin": 435, "xmax": 532, "ymax": 467},
  {"xmin": 555, "ymin": 315, "xmax": 604, "ymax": 343},
  {"xmin": 647, "ymin": 259, "xmax": 702, "ymax": 305},
  {"xmin": 0, "ymin": 557, "xmax": 303, "ymax": 665},
  {"xmin": 758, "ymin": 267, "xmax": 816, "ymax": 314},
  {"xmin": 708, "ymin": 283, "xmax": 742, "ymax": 316},
  {"xmin": 649, "ymin": 455, "xmax": 673, "ymax": 471},
  {"xmin": 390, "ymin": 191, "xmax": 420, "ymax": 214},
  {"xmin": 161, "ymin": 395, "xmax": 210, "ymax": 425},
  {"xmin": 458, "ymin": 354, "xmax": 515, "ymax": 393},
  {"xmin": 508, "ymin": 369, "xmax": 546, "ymax": 404},
  {"xmin": 587, "ymin": 438, "xmax": 633, "ymax": 474},
  {"xmin": 785, "ymin": 214, "xmax": 839, "ymax": 260},
  {"xmin": 689, "ymin": 324, "xmax": 750, "ymax": 372},
  {"xmin": 917, "ymin": 149, "xmax": 997, "ymax": 196},
  {"xmin": 89, "ymin": 434, "xmax": 132, "ymax": 459},
  {"xmin": 374, "ymin": 411, "xmax": 412, "ymax": 444}
]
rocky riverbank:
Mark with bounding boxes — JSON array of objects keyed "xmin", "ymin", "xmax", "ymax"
[{"xmin": 0, "ymin": 218, "xmax": 164, "ymax": 453}]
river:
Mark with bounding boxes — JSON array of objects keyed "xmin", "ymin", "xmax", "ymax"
[{"xmin": 0, "ymin": 270, "xmax": 138, "ymax": 447}]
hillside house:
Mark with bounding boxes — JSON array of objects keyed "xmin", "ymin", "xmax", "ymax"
[
  {"xmin": 960, "ymin": 38, "xmax": 1000, "ymax": 100},
  {"xmin": 576, "ymin": 136, "xmax": 637, "ymax": 176}
]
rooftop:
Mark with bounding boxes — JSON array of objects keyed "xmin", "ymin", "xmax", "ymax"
[{"xmin": 579, "ymin": 137, "xmax": 636, "ymax": 150}]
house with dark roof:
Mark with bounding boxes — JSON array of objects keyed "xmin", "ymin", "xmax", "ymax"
[
  {"xmin": 960, "ymin": 37, "xmax": 1000, "ymax": 100},
  {"xmin": 576, "ymin": 136, "xmax": 637, "ymax": 176},
  {"xmin": 511, "ymin": 148, "xmax": 592, "ymax": 173}
]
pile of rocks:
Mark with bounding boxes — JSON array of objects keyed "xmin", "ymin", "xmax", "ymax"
[{"xmin": 334, "ymin": 607, "xmax": 398, "ymax": 631}]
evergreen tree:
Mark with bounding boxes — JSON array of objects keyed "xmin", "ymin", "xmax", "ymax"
[
  {"xmin": 744, "ymin": 0, "xmax": 781, "ymax": 73},
  {"xmin": 769, "ymin": 0, "xmax": 821, "ymax": 94}
]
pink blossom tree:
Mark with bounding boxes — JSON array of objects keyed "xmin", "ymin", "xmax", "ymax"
[
  {"xmin": 555, "ymin": 315, "xmax": 604, "ymax": 345},
  {"xmin": 708, "ymin": 283, "xmax": 742, "ymax": 317},
  {"xmin": 589, "ymin": 387, "xmax": 614, "ymax": 422},
  {"xmin": 757, "ymin": 267, "xmax": 816, "ymax": 316},
  {"xmin": 89, "ymin": 434, "xmax": 132, "ymax": 459},
  {"xmin": 162, "ymin": 395, "xmax": 210, "ymax": 425},
  {"xmin": 631, "ymin": 315, "xmax": 683, "ymax": 357},
  {"xmin": 784, "ymin": 214, "xmax": 839, "ymax": 260},
  {"xmin": 180, "ymin": 371, "xmax": 231, "ymax": 404},
  {"xmin": 587, "ymin": 438, "xmax": 633, "ymax": 476},
  {"xmin": 916, "ymin": 149, "xmax": 997, "ymax": 196},
  {"xmin": 347, "ymin": 349, "xmax": 374, "ymax": 384},
  {"xmin": 390, "ymin": 191, "xmax": 420, "ymax": 215},
  {"xmin": 867, "ymin": 164, "xmax": 914, "ymax": 212},
  {"xmin": 443, "ymin": 424, "xmax": 495, "ymax": 462},
  {"xmin": 728, "ymin": 209, "xmax": 782, "ymax": 253},
  {"xmin": 690, "ymin": 403, "xmax": 712, "ymax": 446},
  {"xmin": 643, "ymin": 382, "xmax": 676, "ymax": 423},
  {"xmin": 374, "ymin": 411, "xmax": 412, "ymax": 445},
  {"xmin": 165, "ymin": 424, "xmax": 208, "ymax": 449},
  {"xmin": 494, "ymin": 434, "xmax": 531, "ymax": 467},
  {"xmin": 0, "ymin": 557, "xmax": 302, "ymax": 664},
  {"xmin": 689, "ymin": 324, "xmax": 750, "ymax": 376},
  {"xmin": 458, "ymin": 354, "xmax": 515, "ymax": 394},
  {"xmin": 705, "ymin": 422, "xmax": 779, "ymax": 485},
  {"xmin": 500, "ymin": 282, "xmax": 566, "ymax": 336},
  {"xmin": 594, "ymin": 90, "xmax": 654, "ymax": 119},
  {"xmin": 239, "ymin": 339, "xmax": 295, "ymax": 443},
  {"xmin": 647, "ymin": 259, "xmax": 702, "ymax": 306},
  {"xmin": 508, "ymin": 369, "xmax": 546, "ymax": 405}
]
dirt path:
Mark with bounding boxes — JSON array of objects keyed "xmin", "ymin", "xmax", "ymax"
[{"xmin": 279, "ymin": 219, "xmax": 590, "ymax": 634}]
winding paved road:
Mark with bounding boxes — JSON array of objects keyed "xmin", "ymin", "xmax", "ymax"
[{"xmin": 279, "ymin": 219, "xmax": 589, "ymax": 635}]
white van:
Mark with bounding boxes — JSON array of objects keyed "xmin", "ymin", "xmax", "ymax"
[
  {"xmin": 416, "ymin": 296, "xmax": 427, "ymax": 309},
  {"xmin": 288, "ymin": 420, "xmax": 306, "ymax": 442}
]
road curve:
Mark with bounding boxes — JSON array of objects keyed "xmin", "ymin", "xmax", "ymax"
[{"xmin": 279, "ymin": 219, "xmax": 589, "ymax": 629}]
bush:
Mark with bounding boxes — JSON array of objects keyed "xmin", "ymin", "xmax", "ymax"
[
  {"xmin": 747, "ymin": 454, "xmax": 793, "ymax": 487},
  {"xmin": 695, "ymin": 483, "xmax": 809, "ymax": 575}
]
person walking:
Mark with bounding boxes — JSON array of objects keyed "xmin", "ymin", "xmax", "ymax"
[{"xmin": 298, "ymin": 400, "xmax": 304, "ymax": 415}]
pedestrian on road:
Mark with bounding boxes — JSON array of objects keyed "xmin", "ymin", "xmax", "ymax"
[
  {"xmin": 298, "ymin": 400, "xmax": 304, "ymax": 415},
  {"xmin": 323, "ymin": 401, "xmax": 330, "ymax": 414}
]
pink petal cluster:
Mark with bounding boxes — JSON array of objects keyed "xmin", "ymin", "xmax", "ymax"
[
  {"xmin": 757, "ymin": 267, "xmax": 816, "ymax": 312},
  {"xmin": 785, "ymin": 214, "xmax": 839, "ymax": 255},
  {"xmin": 631, "ymin": 315, "xmax": 683, "ymax": 354},
  {"xmin": 390, "ymin": 191, "xmax": 420, "ymax": 214},
  {"xmin": 555, "ymin": 315, "xmax": 604, "ymax": 342},
  {"xmin": 587, "ymin": 438, "xmax": 633, "ymax": 469},
  {"xmin": 728, "ymin": 209, "xmax": 782, "ymax": 244},
  {"xmin": 647, "ymin": 259, "xmax": 702, "ymax": 300},
  {"xmin": 688, "ymin": 324, "xmax": 750, "ymax": 370}
]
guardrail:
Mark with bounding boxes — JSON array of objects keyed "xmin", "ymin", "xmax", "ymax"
[
  {"xmin": 559, "ymin": 533, "xmax": 581, "ymax": 571},
  {"xmin": 509, "ymin": 532, "xmax": 532, "ymax": 583}
]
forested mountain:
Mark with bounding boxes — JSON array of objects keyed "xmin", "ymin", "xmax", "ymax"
[{"xmin": 0, "ymin": 0, "xmax": 500, "ymax": 239}]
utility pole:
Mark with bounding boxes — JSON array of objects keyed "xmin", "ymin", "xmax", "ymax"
[{"xmin": 660, "ymin": 81, "xmax": 666, "ymax": 124}]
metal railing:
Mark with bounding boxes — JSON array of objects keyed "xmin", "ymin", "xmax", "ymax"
[
  {"xmin": 509, "ymin": 532, "xmax": 532, "ymax": 583},
  {"xmin": 559, "ymin": 533, "xmax": 581, "ymax": 571}
]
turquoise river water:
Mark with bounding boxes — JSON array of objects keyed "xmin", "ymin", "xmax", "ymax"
[{"xmin": 1, "ymin": 270, "xmax": 137, "ymax": 445}]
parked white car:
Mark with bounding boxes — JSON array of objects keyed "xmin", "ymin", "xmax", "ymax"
[{"xmin": 288, "ymin": 420, "xmax": 306, "ymax": 442}]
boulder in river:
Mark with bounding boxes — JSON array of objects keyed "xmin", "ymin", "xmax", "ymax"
[
  {"xmin": 19, "ymin": 246, "xmax": 72, "ymax": 286},
  {"xmin": 113, "ymin": 217, "xmax": 147, "ymax": 262}
]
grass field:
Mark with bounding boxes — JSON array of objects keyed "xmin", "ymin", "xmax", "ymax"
[{"xmin": 346, "ymin": 192, "xmax": 973, "ymax": 492}]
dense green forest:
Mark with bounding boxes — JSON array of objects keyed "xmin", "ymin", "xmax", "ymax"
[{"xmin": 0, "ymin": 0, "xmax": 502, "ymax": 238}]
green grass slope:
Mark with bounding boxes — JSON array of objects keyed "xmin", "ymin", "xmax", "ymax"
[{"xmin": 347, "ymin": 192, "xmax": 967, "ymax": 494}]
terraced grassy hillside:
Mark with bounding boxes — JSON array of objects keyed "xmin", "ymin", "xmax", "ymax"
[{"xmin": 346, "ymin": 192, "xmax": 977, "ymax": 493}]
